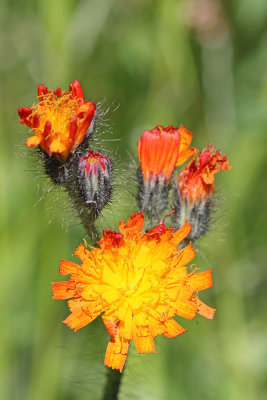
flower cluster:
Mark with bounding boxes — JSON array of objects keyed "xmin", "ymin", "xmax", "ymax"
[
  {"xmin": 137, "ymin": 124, "xmax": 231, "ymax": 239},
  {"xmin": 52, "ymin": 213, "xmax": 215, "ymax": 372},
  {"xmin": 137, "ymin": 125, "xmax": 198, "ymax": 222},
  {"xmin": 18, "ymin": 80, "xmax": 231, "ymax": 373},
  {"xmin": 18, "ymin": 81, "xmax": 112, "ymax": 222}
]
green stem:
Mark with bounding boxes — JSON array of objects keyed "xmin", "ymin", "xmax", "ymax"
[{"xmin": 102, "ymin": 368, "xmax": 124, "ymax": 400}]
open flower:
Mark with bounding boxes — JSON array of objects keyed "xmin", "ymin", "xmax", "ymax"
[
  {"xmin": 178, "ymin": 145, "xmax": 231, "ymax": 204},
  {"xmin": 52, "ymin": 213, "xmax": 215, "ymax": 372},
  {"xmin": 18, "ymin": 80, "xmax": 96, "ymax": 160}
]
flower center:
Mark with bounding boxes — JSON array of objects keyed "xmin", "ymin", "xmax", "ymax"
[{"xmin": 32, "ymin": 91, "xmax": 79, "ymax": 139}]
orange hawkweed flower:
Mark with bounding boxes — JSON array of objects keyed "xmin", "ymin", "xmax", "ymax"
[
  {"xmin": 178, "ymin": 145, "xmax": 231, "ymax": 203},
  {"xmin": 52, "ymin": 213, "xmax": 215, "ymax": 372},
  {"xmin": 18, "ymin": 80, "xmax": 96, "ymax": 160}
]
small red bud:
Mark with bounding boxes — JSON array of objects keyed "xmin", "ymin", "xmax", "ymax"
[
  {"xmin": 18, "ymin": 107, "xmax": 24, "ymax": 118},
  {"xmin": 22, "ymin": 107, "xmax": 32, "ymax": 118},
  {"xmin": 79, "ymin": 151, "xmax": 112, "ymax": 212},
  {"xmin": 55, "ymin": 87, "xmax": 62, "ymax": 98},
  {"xmin": 38, "ymin": 84, "xmax": 48, "ymax": 100}
]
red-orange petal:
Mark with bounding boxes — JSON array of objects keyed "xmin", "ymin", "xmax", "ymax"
[
  {"xmin": 118, "ymin": 212, "xmax": 145, "ymax": 236},
  {"xmin": 63, "ymin": 298, "xmax": 100, "ymax": 331},
  {"xmin": 104, "ymin": 336, "xmax": 129, "ymax": 372},
  {"xmin": 26, "ymin": 135, "xmax": 42, "ymax": 147},
  {"xmin": 59, "ymin": 260, "xmax": 79, "ymax": 276},
  {"xmin": 133, "ymin": 331, "xmax": 155, "ymax": 354},
  {"xmin": 176, "ymin": 124, "xmax": 199, "ymax": 166},
  {"xmin": 99, "ymin": 230, "xmax": 124, "ymax": 249},
  {"xmin": 196, "ymin": 299, "xmax": 216, "ymax": 319},
  {"xmin": 52, "ymin": 281, "xmax": 76, "ymax": 299},
  {"xmin": 69, "ymin": 80, "xmax": 85, "ymax": 101},
  {"xmin": 73, "ymin": 244, "xmax": 90, "ymax": 261},
  {"xmin": 172, "ymin": 220, "xmax": 192, "ymax": 246},
  {"xmin": 138, "ymin": 126, "xmax": 180, "ymax": 182},
  {"xmin": 188, "ymin": 268, "xmax": 213, "ymax": 291},
  {"xmin": 175, "ymin": 243, "xmax": 196, "ymax": 267},
  {"xmin": 163, "ymin": 319, "xmax": 187, "ymax": 338}
]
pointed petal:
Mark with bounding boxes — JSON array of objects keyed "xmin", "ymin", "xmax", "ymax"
[
  {"xmin": 52, "ymin": 281, "xmax": 76, "ymax": 299},
  {"xmin": 63, "ymin": 298, "xmax": 101, "ymax": 332},
  {"xmin": 73, "ymin": 244, "xmax": 89, "ymax": 261},
  {"xmin": 163, "ymin": 319, "xmax": 187, "ymax": 338},
  {"xmin": 172, "ymin": 220, "xmax": 192, "ymax": 245},
  {"xmin": 118, "ymin": 212, "xmax": 144, "ymax": 235},
  {"xmin": 59, "ymin": 260, "xmax": 79, "ymax": 275},
  {"xmin": 196, "ymin": 299, "xmax": 216, "ymax": 319},
  {"xmin": 104, "ymin": 336, "xmax": 129, "ymax": 372},
  {"xmin": 188, "ymin": 268, "xmax": 213, "ymax": 291}
]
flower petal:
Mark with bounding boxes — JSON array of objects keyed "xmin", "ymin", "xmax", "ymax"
[
  {"xmin": 188, "ymin": 268, "xmax": 213, "ymax": 291},
  {"xmin": 163, "ymin": 319, "xmax": 187, "ymax": 338},
  {"xmin": 104, "ymin": 336, "xmax": 129, "ymax": 372},
  {"xmin": 196, "ymin": 299, "xmax": 216, "ymax": 319}
]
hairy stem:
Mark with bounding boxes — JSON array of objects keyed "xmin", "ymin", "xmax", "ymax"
[
  {"xmin": 77, "ymin": 206, "xmax": 100, "ymax": 243},
  {"xmin": 65, "ymin": 183, "xmax": 100, "ymax": 243},
  {"xmin": 102, "ymin": 368, "xmax": 124, "ymax": 400}
]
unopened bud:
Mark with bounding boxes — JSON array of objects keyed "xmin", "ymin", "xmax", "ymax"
[
  {"xmin": 174, "ymin": 145, "xmax": 231, "ymax": 240},
  {"xmin": 137, "ymin": 125, "xmax": 180, "ymax": 222},
  {"xmin": 78, "ymin": 151, "xmax": 112, "ymax": 212}
]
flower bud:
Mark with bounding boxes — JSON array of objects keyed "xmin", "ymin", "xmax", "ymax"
[
  {"xmin": 78, "ymin": 151, "xmax": 112, "ymax": 212},
  {"xmin": 137, "ymin": 125, "xmax": 180, "ymax": 222},
  {"xmin": 174, "ymin": 145, "xmax": 231, "ymax": 240}
]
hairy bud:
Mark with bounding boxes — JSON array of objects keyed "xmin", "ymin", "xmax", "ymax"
[
  {"xmin": 137, "ymin": 125, "xmax": 180, "ymax": 223},
  {"xmin": 174, "ymin": 145, "xmax": 231, "ymax": 240},
  {"xmin": 137, "ymin": 124, "xmax": 198, "ymax": 224},
  {"xmin": 78, "ymin": 151, "xmax": 112, "ymax": 212}
]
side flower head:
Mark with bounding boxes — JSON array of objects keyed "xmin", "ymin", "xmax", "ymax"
[
  {"xmin": 174, "ymin": 145, "xmax": 231, "ymax": 239},
  {"xmin": 78, "ymin": 150, "xmax": 112, "ymax": 212},
  {"xmin": 18, "ymin": 80, "xmax": 96, "ymax": 161},
  {"xmin": 52, "ymin": 212, "xmax": 215, "ymax": 372}
]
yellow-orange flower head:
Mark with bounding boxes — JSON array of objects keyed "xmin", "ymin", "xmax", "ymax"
[
  {"xmin": 52, "ymin": 213, "xmax": 215, "ymax": 372},
  {"xmin": 18, "ymin": 80, "xmax": 96, "ymax": 160}
]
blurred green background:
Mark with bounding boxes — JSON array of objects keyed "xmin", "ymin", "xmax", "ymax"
[{"xmin": 1, "ymin": 0, "xmax": 267, "ymax": 399}]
